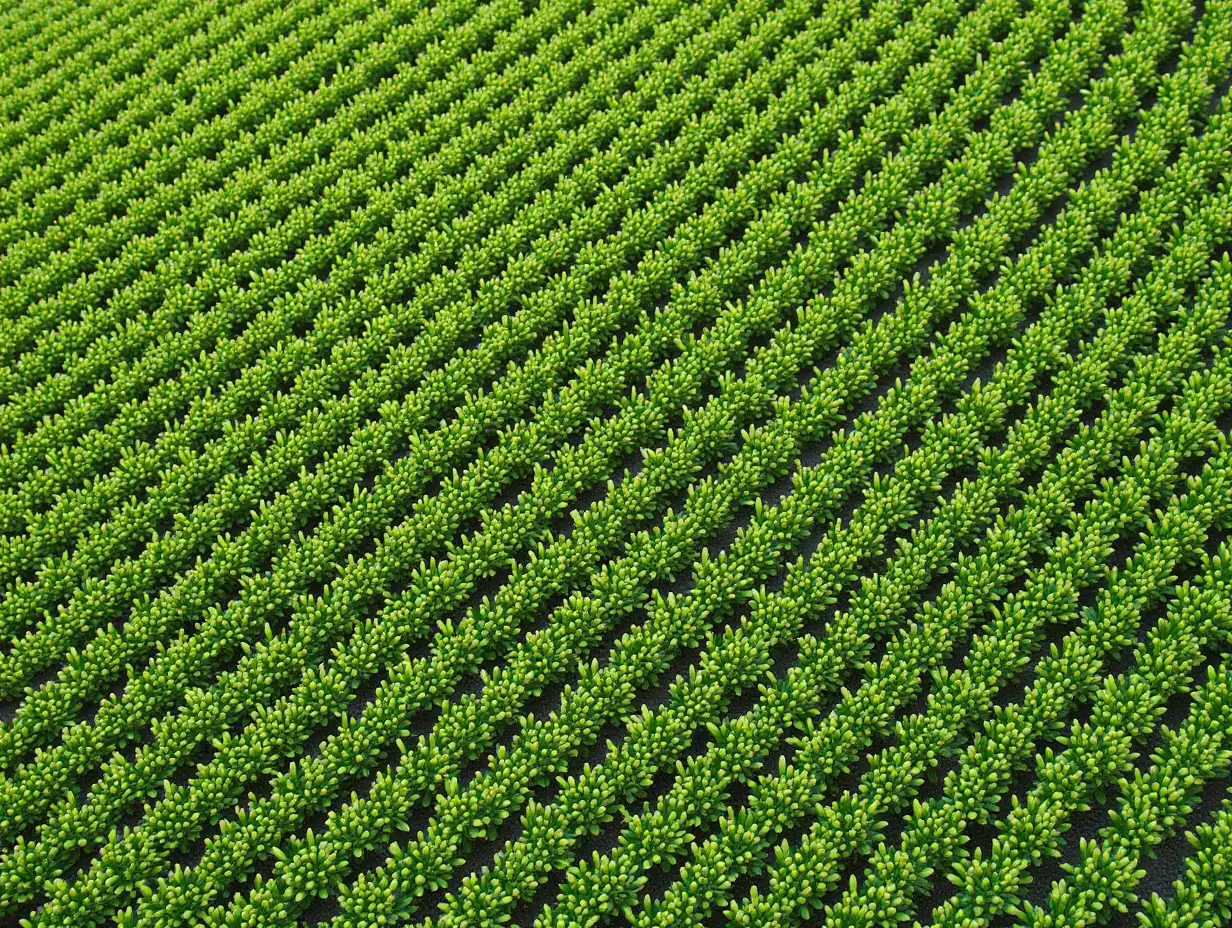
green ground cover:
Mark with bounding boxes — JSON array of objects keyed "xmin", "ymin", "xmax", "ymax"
[{"xmin": 0, "ymin": 0, "xmax": 1230, "ymax": 924}]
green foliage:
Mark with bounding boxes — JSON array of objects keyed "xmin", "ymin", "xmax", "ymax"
[{"xmin": 0, "ymin": 0, "xmax": 1230, "ymax": 925}]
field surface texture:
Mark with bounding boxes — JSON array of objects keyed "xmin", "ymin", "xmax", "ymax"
[{"xmin": 2, "ymin": 0, "xmax": 1232, "ymax": 925}]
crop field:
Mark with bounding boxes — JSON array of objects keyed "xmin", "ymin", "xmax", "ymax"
[{"xmin": 2, "ymin": 0, "xmax": 1232, "ymax": 925}]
